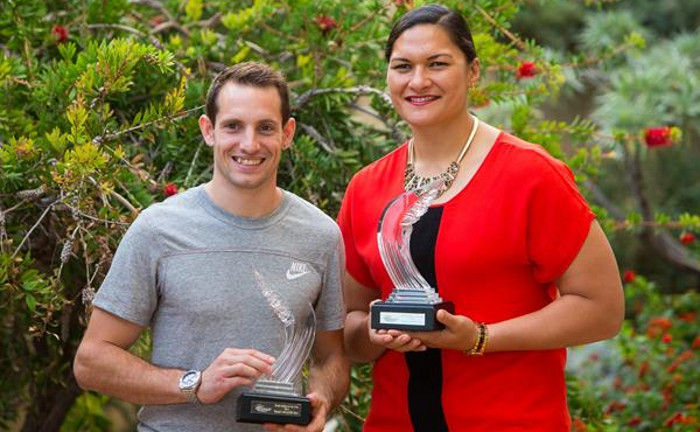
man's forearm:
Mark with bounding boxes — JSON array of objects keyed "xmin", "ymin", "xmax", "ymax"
[
  {"xmin": 344, "ymin": 311, "xmax": 385, "ymax": 363},
  {"xmin": 74, "ymin": 340, "xmax": 187, "ymax": 405},
  {"xmin": 308, "ymin": 351, "xmax": 350, "ymax": 411}
]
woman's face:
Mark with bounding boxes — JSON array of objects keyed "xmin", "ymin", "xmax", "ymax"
[{"xmin": 387, "ymin": 24, "xmax": 479, "ymax": 129}]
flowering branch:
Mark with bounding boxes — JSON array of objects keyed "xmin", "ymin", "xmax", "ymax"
[{"xmin": 474, "ymin": 5, "xmax": 526, "ymax": 51}]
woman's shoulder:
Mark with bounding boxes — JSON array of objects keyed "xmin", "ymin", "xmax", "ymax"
[{"xmin": 495, "ymin": 131, "xmax": 571, "ymax": 176}]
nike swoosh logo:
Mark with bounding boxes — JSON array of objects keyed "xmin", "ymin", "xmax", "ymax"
[{"xmin": 286, "ymin": 269, "xmax": 310, "ymax": 280}]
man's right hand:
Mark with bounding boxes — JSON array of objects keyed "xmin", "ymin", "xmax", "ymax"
[{"xmin": 197, "ymin": 348, "xmax": 275, "ymax": 404}]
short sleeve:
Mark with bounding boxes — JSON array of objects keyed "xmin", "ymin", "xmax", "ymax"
[
  {"xmin": 527, "ymin": 158, "xmax": 595, "ymax": 283},
  {"xmin": 315, "ymin": 232, "xmax": 346, "ymax": 331},
  {"xmin": 337, "ymin": 176, "xmax": 375, "ymax": 288},
  {"xmin": 93, "ymin": 212, "xmax": 161, "ymax": 326}
]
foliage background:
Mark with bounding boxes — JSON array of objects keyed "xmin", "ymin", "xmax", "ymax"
[{"xmin": 0, "ymin": 0, "xmax": 698, "ymax": 430}]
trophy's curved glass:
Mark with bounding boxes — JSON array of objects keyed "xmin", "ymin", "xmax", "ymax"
[
  {"xmin": 237, "ymin": 270, "xmax": 315, "ymax": 425},
  {"xmin": 371, "ymin": 180, "xmax": 455, "ymax": 331}
]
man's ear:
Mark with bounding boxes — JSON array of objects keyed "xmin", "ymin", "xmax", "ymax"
[
  {"xmin": 282, "ymin": 117, "xmax": 296, "ymax": 150},
  {"xmin": 198, "ymin": 114, "xmax": 215, "ymax": 147}
]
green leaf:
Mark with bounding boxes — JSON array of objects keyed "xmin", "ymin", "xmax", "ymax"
[
  {"xmin": 26, "ymin": 293, "xmax": 36, "ymax": 312},
  {"xmin": 185, "ymin": 0, "xmax": 203, "ymax": 22}
]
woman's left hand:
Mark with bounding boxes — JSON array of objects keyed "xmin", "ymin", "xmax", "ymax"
[{"xmin": 407, "ymin": 309, "xmax": 479, "ymax": 352}]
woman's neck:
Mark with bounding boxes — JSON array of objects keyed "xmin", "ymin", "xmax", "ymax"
[{"xmin": 410, "ymin": 112, "xmax": 474, "ymax": 172}]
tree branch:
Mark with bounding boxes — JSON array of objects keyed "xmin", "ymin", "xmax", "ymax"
[
  {"xmin": 474, "ymin": 5, "xmax": 526, "ymax": 51},
  {"xmin": 299, "ymin": 123, "xmax": 337, "ymax": 153},
  {"xmin": 87, "ymin": 23, "xmax": 164, "ymax": 50},
  {"xmin": 349, "ymin": 102, "xmax": 406, "ymax": 144},
  {"xmin": 11, "ymin": 199, "xmax": 61, "ymax": 258},
  {"xmin": 604, "ymin": 142, "xmax": 700, "ymax": 275},
  {"xmin": 130, "ymin": 0, "xmax": 174, "ymax": 22},
  {"xmin": 294, "ymin": 85, "xmax": 393, "ymax": 110},
  {"xmin": 96, "ymin": 105, "xmax": 204, "ymax": 144}
]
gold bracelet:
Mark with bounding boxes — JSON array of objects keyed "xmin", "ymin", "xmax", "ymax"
[
  {"xmin": 474, "ymin": 323, "xmax": 489, "ymax": 356},
  {"xmin": 464, "ymin": 322, "xmax": 485, "ymax": 356}
]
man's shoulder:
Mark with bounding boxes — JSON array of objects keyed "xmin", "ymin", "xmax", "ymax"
[
  {"xmin": 139, "ymin": 185, "xmax": 203, "ymax": 221},
  {"xmin": 128, "ymin": 186, "xmax": 207, "ymax": 247},
  {"xmin": 283, "ymin": 191, "xmax": 340, "ymax": 238}
]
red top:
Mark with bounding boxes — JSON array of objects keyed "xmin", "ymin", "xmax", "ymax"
[{"xmin": 338, "ymin": 132, "xmax": 595, "ymax": 431}]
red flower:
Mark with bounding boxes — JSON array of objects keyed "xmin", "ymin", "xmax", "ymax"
[
  {"xmin": 623, "ymin": 270, "xmax": 636, "ymax": 283},
  {"xmin": 149, "ymin": 15, "xmax": 167, "ymax": 27},
  {"xmin": 662, "ymin": 333, "xmax": 673, "ymax": 344},
  {"xmin": 649, "ymin": 317, "xmax": 672, "ymax": 331},
  {"xmin": 605, "ymin": 400, "xmax": 626, "ymax": 414},
  {"xmin": 571, "ymin": 418, "xmax": 587, "ymax": 432},
  {"xmin": 679, "ymin": 311, "xmax": 697, "ymax": 322},
  {"xmin": 680, "ymin": 232, "xmax": 696, "ymax": 245},
  {"xmin": 51, "ymin": 25, "xmax": 69, "ymax": 43},
  {"xmin": 664, "ymin": 412, "xmax": 694, "ymax": 427},
  {"xmin": 627, "ymin": 416, "xmax": 641, "ymax": 426},
  {"xmin": 667, "ymin": 350, "xmax": 694, "ymax": 373},
  {"xmin": 638, "ymin": 361, "xmax": 649, "ymax": 378},
  {"xmin": 643, "ymin": 127, "xmax": 673, "ymax": 147},
  {"xmin": 647, "ymin": 317, "xmax": 672, "ymax": 338},
  {"xmin": 15, "ymin": 145, "xmax": 29, "ymax": 157},
  {"xmin": 314, "ymin": 16, "xmax": 337, "ymax": 35},
  {"xmin": 163, "ymin": 183, "xmax": 179, "ymax": 197},
  {"xmin": 691, "ymin": 335, "xmax": 700, "ymax": 350},
  {"xmin": 516, "ymin": 61, "xmax": 538, "ymax": 79}
]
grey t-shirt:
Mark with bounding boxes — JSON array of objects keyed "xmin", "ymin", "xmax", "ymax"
[{"xmin": 93, "ymin": 185, "xmax": 345, "ymax": 431}]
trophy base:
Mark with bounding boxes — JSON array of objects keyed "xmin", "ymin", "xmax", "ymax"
[
  {"xmin": 236, "ymin": 391, "xmax": 312, "ymax": 425},
  {"xmin": 371, "ymin": 301, "xmax": 454, "ymax": 331}
]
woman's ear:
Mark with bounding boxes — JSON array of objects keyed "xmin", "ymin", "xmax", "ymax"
[{"xmin": 468, "ymin": 57, "xmax": 481, "ymax": 88}]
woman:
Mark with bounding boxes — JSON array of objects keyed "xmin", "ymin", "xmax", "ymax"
[{"xmin": 338, "ymin": 4, "xmax": 624, "ymax": 432}]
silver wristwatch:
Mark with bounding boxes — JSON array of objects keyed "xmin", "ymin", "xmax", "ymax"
[{"xmin": 179, "ymin": 370, "xmax": 202, "ymax": 404}]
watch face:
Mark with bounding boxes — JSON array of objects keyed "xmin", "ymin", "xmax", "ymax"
[{"xmin": 181, "ymin": 371, "xmax": 199, "ymax": 388}]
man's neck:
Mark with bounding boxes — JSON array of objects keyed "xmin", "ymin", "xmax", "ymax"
[{"xmin": 204, "ymin": 179, "xmax": 283, "ymax": 219}]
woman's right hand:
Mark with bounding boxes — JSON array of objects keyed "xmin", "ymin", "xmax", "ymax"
[{"xmin": 367, "ymin": 301, "xmax": 427, "ymax": 353}]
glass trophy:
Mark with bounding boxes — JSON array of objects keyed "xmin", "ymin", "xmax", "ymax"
[
  {"xmin": 237, "ymin": 270, "xmax": 315, "ymax": 425},
  {"xmin": 370, "ymin": 181, "xmax": 454, "ymax": 331}
]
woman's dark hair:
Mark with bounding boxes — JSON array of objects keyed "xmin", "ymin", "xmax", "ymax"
[{"xmin": 385, "ymin": 4, "xmax": 477, "ymax": 63}]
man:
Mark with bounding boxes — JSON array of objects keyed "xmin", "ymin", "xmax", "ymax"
[{"xmin": 74, "ymin": 62, "xmax": 349, "ymax": 432}]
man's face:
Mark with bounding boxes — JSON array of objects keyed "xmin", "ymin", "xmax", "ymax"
[{"xmin": 199, "ymin": 82, "xmax": 295, "ymax": 196}]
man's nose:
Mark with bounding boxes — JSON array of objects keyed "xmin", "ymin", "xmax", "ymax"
[{"xmin": 238, "ymin": 128, "xmax": 260, "ymax": 153}]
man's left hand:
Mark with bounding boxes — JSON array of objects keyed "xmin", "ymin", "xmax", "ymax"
[{"xmin": 262, "ymin": 392, "xmax": 330, "ymax": 432}]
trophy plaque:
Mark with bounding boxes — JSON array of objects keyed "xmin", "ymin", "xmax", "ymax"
[
  {"xmin": 236, "ymin": 270, "xmax": 315, "ymax": 426},
  {"xmin": 370, "ymin": 182, "xmax": 454, "ymax": 331}
]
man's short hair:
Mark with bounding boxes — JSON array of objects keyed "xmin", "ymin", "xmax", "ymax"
[{"xmin": 205, "ymin": 62, "xmax": 291, "ymax": 126}]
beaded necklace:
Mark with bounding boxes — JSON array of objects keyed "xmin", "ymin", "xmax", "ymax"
[{"xmin": 404, "ymin": 115, "xmax": 480, "ymax": 198}]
